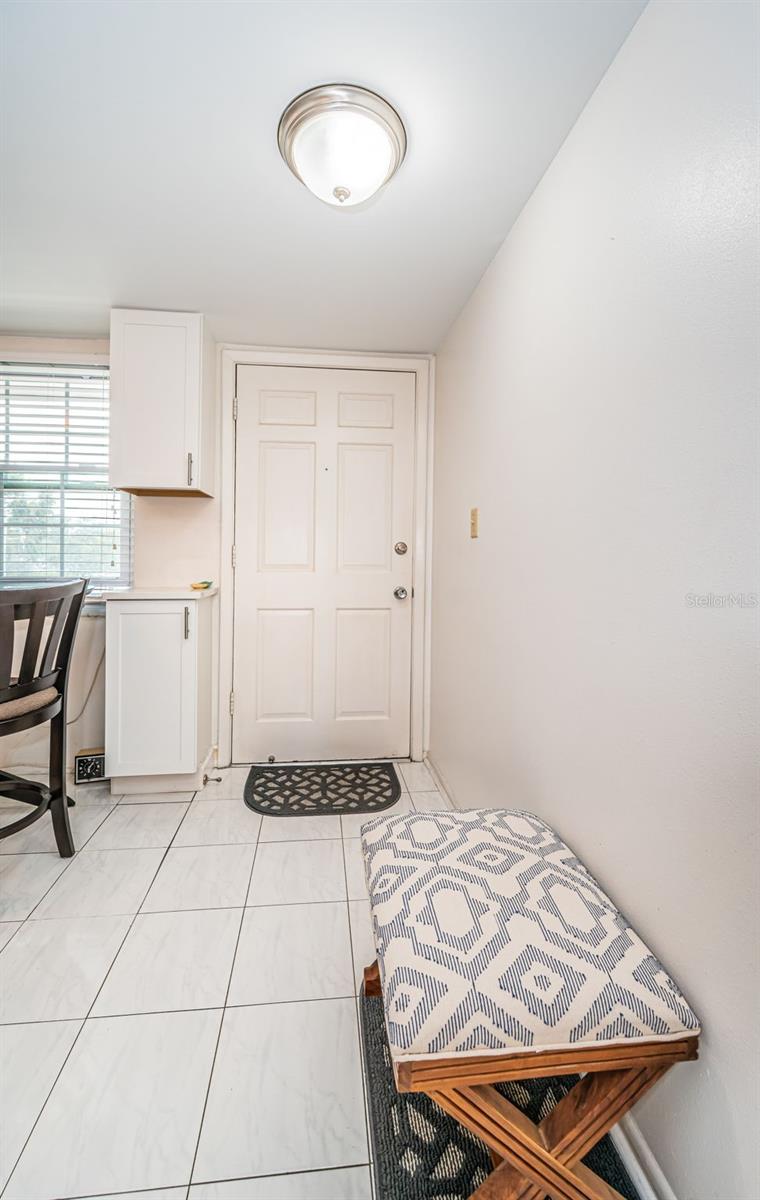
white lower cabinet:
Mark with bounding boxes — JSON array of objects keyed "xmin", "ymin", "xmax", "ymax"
[{"xmin": 105, "ymin": 589, "xmax": 215, "ymax": 788}]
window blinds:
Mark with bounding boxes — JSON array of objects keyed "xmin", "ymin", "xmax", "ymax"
[{"xmin": 0, "ymin": 363, "xmax": 132, "ymax": 591}]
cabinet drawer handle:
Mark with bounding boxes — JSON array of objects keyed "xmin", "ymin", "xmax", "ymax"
[
  {"xmin": 187, "ymin": 452, "xmax": 193, "ymax": 486},
  {"xmin": 184, "ymin": 606, "xmax": 190, "ymax": 639}
]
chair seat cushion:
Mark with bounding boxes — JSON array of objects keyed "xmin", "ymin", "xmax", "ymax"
[
  {"xmin": 361, "ymin": 809, "xmax": 700, "ymax": 1062},
  {"xmin": 0, "ymin": 686, "xmax": 58, "ymax": 721}
]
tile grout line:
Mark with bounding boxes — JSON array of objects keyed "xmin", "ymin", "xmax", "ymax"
[
  {"xmin": 0, "ymin": 992, "xmax": 364, "ymax": 1028},
  {"xmin": 0, "ymin": 791, "xmax": 200, "ymax": 1200},
  {"xmin": 188, "ymin": 1161, "xmax": 373, "ymax": 1195},
  {"xmin": 183, "ymin": 810, "xmax": 264, "ymax": 1198},
  {"xmin": 83, "ymin": 799, "xmax": 191, "ymax": 853},
  {"xmin": 4, "ymin": 797, "xmax": 116, "ymax": 923},
  {"xmin": 59, "ymin": 1160, "xmax": 373, "ymax": 1200},
  {"xmin": 1, "ymin": 770, "xmax": 413, "ymax": 1197},
  {"xmin": 134, "ymin": 788, "xmax": 247, "ymax": 917},
  {"xmin": 0, "ymin": 797, "xmax": 115, "ymax": 859},
  {"xmin": 0, "ymin": 783, "xmax": 209, "ymax": 1197},
  {"xmin": 21, "ymin": 904, "xmax": 246, "ymax": 922},
  {"xmin": 0, "ymin": 794, "xmax": 119, "ymax": 975},
  {"xmin": 167, "ymin": 791, "xmax": 202, "ymax": 846},
  {"xmin": 83, "ymin": 779, "xmax": 212, "ymax": 1021},
  {"xmin": 0, "ymin": 924, "xmax": 23, "ymax": 954},
  {"xmin": 21, "ymin": 894, "xmax": 368, "ymax": 922}
]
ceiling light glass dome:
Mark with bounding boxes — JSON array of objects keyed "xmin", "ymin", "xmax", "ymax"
[{"xmin": 278, "ymin": 84, "xmax": 407, "ymax": 208}]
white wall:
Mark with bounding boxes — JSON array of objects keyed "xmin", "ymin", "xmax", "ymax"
[
  {"xmin": 133, "ymin": 495, "xmax": 220, "ymax": 589},
  {"xmin": 0, "ymin": 613, "xmax": 106, "ymax": 774},
  {"xmin": 429, "ymin": 3, "xmax": 759, "ymax": 1198}
]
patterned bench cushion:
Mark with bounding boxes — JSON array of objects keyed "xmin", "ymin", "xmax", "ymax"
[{"xmin": 360, "ymin": 808, "xmax": 700, "ymax": 1062}]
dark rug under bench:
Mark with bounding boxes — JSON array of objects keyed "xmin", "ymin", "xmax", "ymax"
[{"xmin": 359, "ymin": 989, "xmax": 641, "ymax": 1200}]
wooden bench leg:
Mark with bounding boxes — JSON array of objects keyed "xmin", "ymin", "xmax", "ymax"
[
  {"xmin": 363, "ymin": 959, "xmax": 381, "ymax": 996},
  {"xmin": 429, "ymin": 1063, "xmax": 670, "ymax": 1200}
]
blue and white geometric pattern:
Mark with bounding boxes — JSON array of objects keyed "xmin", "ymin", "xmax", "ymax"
[{"xmin": 360, "ymin": 809, "xmax": 700, "ymax": 1061}]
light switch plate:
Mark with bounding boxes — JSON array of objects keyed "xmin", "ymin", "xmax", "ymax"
[{"xmin": 470, "ymin": 507, "xmax": 479, "ymax": 538}]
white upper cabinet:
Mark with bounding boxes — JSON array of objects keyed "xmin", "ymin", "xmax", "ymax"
[{"xmin": 109, "ymin": 308, "xmax": 216, "ymax": 496}]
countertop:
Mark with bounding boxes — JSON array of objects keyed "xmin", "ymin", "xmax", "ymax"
[{"xmin": 101, "ymin": 586, "xmax": 218, "ymax": 601}]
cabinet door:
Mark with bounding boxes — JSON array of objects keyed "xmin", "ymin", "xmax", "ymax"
[
  {"xmin": 105, "ymin": 601, "xmax": 197, "ymax": 777},
  {"xmin": 109, "ymin": 309, "xmax": 201, "ymax": 491}
]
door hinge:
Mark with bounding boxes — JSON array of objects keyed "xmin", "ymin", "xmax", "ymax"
[
  {"xmin": 231, "ymin": 544, "xmax": 237, "ymax": 569},
  {"xmin": 229, "ymin": 690, "xmax": 235, "ymax": 716},
  {"xmin": 232, "ymin": 396, "xmax": 238, "ymax": 421}
]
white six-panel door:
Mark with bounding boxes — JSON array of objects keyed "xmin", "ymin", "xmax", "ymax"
[{"xmin": 232, "ymin": 365, "xmax": 415, "ymax": 762}]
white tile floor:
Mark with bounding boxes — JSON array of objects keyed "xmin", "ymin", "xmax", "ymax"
[{"xmin": 0, "ymin": 762, "xmax": 452, "ymax": 1200}]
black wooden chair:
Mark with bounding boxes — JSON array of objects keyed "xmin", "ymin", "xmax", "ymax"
[{"xmin": 0, "ymin": 579, "xmax": 88, "ymax": 857}]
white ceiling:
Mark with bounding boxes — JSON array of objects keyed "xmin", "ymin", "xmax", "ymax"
[{"xmin": 1, "ymin": 0, "xmax": 645, "ymax": 351}]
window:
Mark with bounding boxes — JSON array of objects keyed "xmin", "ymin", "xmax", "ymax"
[{"xmin": 0, "ymin": 363, "xmax": 132, "ymax": 592}]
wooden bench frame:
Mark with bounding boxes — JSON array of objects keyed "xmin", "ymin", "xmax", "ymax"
[{"xmin": 364, "ymin": 960, "xmax": 698, "ymax": 1200}]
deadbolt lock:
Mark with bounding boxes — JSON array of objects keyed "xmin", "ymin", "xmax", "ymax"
[{"xmin": 394, "ymin": 541, "xmax": 408, "ymax": 555}]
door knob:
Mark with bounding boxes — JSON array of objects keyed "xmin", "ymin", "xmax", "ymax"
[
  {"xmin": 394, "ymin": 541, "xmax": 408, "ymax": 555},
  {"xmin": 393, "ymin": 586, "xmax": 408, "ymax": 600}
]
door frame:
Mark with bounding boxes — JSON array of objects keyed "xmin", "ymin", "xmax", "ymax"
[{"xmin": 216, "ymin": 345, "xmax": 435, "ymax": 766}]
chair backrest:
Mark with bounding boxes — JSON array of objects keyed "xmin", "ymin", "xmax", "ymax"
[{"xmin": 0, "ymin": 579, "xmax": 89, "ymax": 705}]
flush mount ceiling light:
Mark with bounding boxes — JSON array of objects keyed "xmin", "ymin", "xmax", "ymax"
[{"xmin": 278, "ymin": 83, "xmax": 407, "ymax": 208}]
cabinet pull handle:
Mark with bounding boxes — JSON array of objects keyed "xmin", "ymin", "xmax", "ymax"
[
  {"xmin": 187, "ymin": 452, "xmax": 193, "ymax": 486},
  {"xmin": 184, "ymin": 606, "xmax": 190, "ymax": 639}
]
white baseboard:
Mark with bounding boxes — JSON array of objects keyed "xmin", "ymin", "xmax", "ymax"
[
  {"xmin": 423, "ymin": 753, "xmax": 677, "ymax": 1200},
  {"xmin": 612, "ymin": 1115, "xmax": 679, "ymax": 1200},
  {"xmin": 423, "ymin": 752, "xmax": 460, "ymax": 809}
]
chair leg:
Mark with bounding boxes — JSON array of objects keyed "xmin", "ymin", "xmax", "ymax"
[{"xmin": 49, "ymin": 713, "xmax": 75, "ymax": 857}]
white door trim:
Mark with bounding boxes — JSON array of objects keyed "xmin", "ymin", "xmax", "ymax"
[{"xmin": 216, "ymin": 345, "xmax": 434, "ymax": 767}]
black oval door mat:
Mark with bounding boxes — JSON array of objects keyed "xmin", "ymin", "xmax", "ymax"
[
  {"xmin": 243, "ymin": 761, "xmax": 402, "ymax": 817},
  {"xmin": 359, "ymin": 989, "xmax": 640, "ymax": 1200}
]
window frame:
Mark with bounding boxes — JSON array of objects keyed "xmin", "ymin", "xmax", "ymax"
[{"xmin": 0, "ymin": 342, "xmax": 132, "ymax": 598}]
